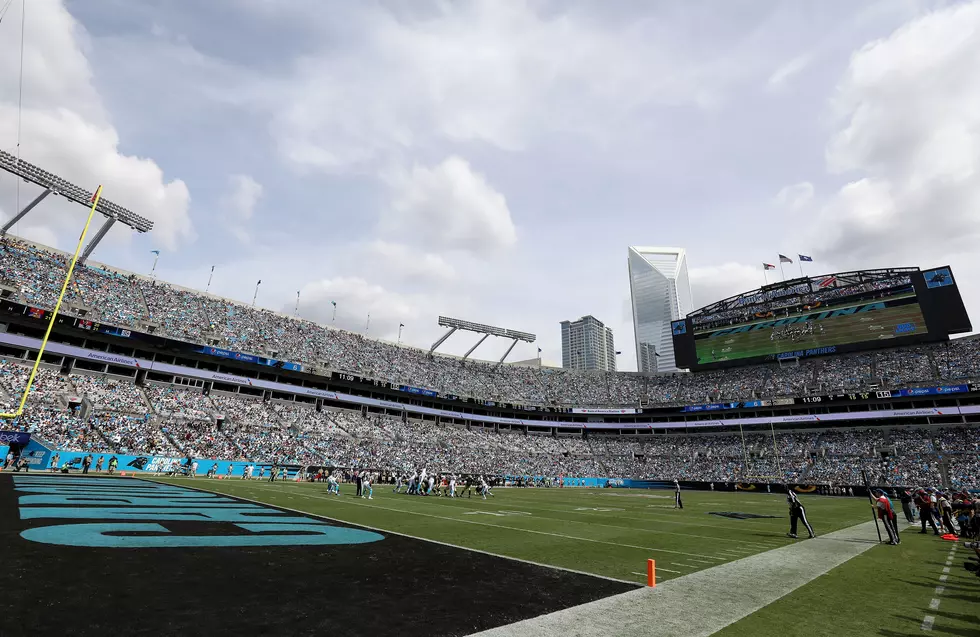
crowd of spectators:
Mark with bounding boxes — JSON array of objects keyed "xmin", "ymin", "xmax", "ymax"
[
  {"xmin": 2, "ymin": 238, "xmax": 979, "ymax": 411},
  {"xmin": 0, "ymin": 239, "xmax": 976, "ymax": 489},
  {"xmin": 0, "ymin": 358, "xmax": 975, "ymax": 487}
]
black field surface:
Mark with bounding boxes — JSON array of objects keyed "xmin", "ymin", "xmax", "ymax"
[{"xmin": 0, "ymin": 474, "xmax": 634, "ymax": 637}]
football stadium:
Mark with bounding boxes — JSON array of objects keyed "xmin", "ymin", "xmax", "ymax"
[{"xmin": 2, "ymin": 2, "xmax": 980, "ymax": 637}]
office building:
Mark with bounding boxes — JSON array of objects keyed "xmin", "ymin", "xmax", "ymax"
[
  {"xmin": 628, "ymin": 246, "xmax": 693, "ymax": 373},
  {"xmin": 560, "ymin": 315, "xmax": 617, "ymax": 371}
]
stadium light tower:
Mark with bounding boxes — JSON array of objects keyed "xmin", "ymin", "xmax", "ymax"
[
  {"xmin": 430, "ymin": 316, "xmax": 536, "ymax": 364},
  {"xmin": 0, "ymin": 150, "xmax": 153, "ymax": 261}
]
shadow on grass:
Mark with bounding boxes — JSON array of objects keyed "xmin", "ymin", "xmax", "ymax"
[{"xmin": 887, "ymin": 615, "xmax": 980, "ymax": 637}]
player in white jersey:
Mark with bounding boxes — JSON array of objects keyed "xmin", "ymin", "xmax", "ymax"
[
  {"xmin": 426, "ymin": 475, "xmax": 435, "ymax": 496},
  {"xmin": 406, "ymin": 472, "xmax": 418, "ymax": 495},
  {"xmin": 449, "ymin": 475, "xmax": 457, "ymax": 498},
  {"xmin": 327, "ymin": 473, "xmax": 340, "ymax": 495},
  {"xmin": 393, "ymin": 474, "xmax": 404, "ymax": 493},
  {"xmin": 361, "ymin": 473, "xmax": 373, "ymax": 500},
  {"xmin": 479, "ymin": 477, "xmax": 495, "ymax": 499}
]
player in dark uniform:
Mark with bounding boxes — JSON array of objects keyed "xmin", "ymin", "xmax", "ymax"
[
  {"xmin": 458, "ymin": 476, "xmax": 473, "ymax": 499},
  {"xmin": 787, "ymin": 491, "xmax": 815, "ymax": 539}
]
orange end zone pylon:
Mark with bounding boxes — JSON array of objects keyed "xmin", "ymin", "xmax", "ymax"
[{"xmin": 647, "ymin": 559, "xmax": 656, "ymax": 587}]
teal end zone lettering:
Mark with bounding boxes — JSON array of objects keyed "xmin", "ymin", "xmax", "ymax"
[
  {"xmin": 725, "ymin": 326, "xmax": 752, "ymax": 336},
  {"xmin": 748, "ymin": 321, "xmax": 776, "ymax": 332},
  {"xmin": 708, "ymin": 329, "xmax": 733, "ymax": 339},
  {"xmin": 856, "ymin": 302, "xmax": 886, "ymax": 313},
  {"xmin": 773, "ymin": 317, "xmax": 807, "ymax": 327},
  {"xmin": 18, "ymin": 494, "xmax": 245, "ymax": 507},
  {"xmin": 19, "ymin": 506, "xmax": 314, "ymax": 523},
  {"xmin": 829, "ymin": 307, "xmax": 858, "ymax": 318},
  {"xmin": 14, "ymin": 486, "xmax": 219, "ymax": 496},
  {"xmin": 20, "ymin": 523, "xmax": 385, "ymax": 548}
]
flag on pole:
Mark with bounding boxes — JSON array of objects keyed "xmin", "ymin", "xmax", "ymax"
[
  {"xmin": 799, "ymin": 254, "xmax": 813, "ymax": 262},
  {"xmin": 331, "ymin": 301, "xmax": 337, "ymax": 307},
  {"xmin": 399, "ymin": 323, "xmax": 405, "ymax": 328},
  {"xmin": 763, "ymin": 263, "xmax": 776, "ymax": 270},
  {"xmin": 778, "ymin": 254, "xmax": 793, "ymax": 263},
  {"xmin": 150, "ymin": 250, "xmax": 160, "ymax": 256}
]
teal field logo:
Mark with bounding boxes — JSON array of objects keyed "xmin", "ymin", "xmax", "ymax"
[
  {"xmin": 708, "ymin": 511, "xmax": 780, "ymax": 520},
  {"xmin": 11, "ymin": 476, "xmax": 384, "ymax": 548}
]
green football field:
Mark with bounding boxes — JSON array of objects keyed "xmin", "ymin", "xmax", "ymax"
[
  {"xmin": 695, "ymin": 302, "xmax": 927, "ymax": 364},
  {"xmin": 149, "ymin": 478, "xmax": 980, "ymax": 636}
]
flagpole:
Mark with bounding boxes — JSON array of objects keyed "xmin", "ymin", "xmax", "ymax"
[
  {"xmin": 206, "ymin": 265, "xmax": 215, "ymax": 293},
  {"xmin": 779, "ymin": 261, "xmax": 786, "ymax": 281},
  {"xmin": 252, "ymin": 280, "xmax": 261, "ymax": 306},
  {"xmin": 331, "ymin": 302, "xmax": 337, "ymax": 323},
  {"xmin": 294, "ymin": 290, "xmax": 300, "ymax": 316},
  {"xmin": 149, "ymin": 252, "xmax": 160, "ymax": 278},
  {"xmin": 365, "ymin": 312, "xmax": 371, "ymax": 333},
  {"xmin": 763, "ymin": 266, "xmax": 769, "ymax": 286},
  {"xmin": 799, "ymin": 260, "xmax": 804, "ymax": 278}
]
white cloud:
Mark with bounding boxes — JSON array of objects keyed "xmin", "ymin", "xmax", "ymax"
[
  {"xmin": 366, "ymin": 240, "xmax": 457, "ymax": 282},
  {"xmin": 265, "ymin": 1, "xmax": 764, "ymax": 173},
  {"xmin": 298, "ymin": 276, "xmax": 423, "ymax": 340},
  {"xmin": 224, "ymin": 174, "xmax": 263, "ymax": 220},
  {"xmin": 221, "ymin": 174, "xmax": 263, "ymax": 243},
  {"xmin": 689, "ymin": 262, "xmax": 768, "ymax": 310},
  {"xmin": 809, "ymin": 1, "xmax": 980, "ymax": 270},
  {"xmin": 0, "ymin": 0, "xmax": 192, "ymax": 251},
  {"xmin": 774, "ymin": 181, "xmax": 815, "ymax": 211},
  {"xmin": 382, "ymin": 156, "xmax": 516, "ymax": 255},
  {"xmin": 767, "ymin": 53, "xmax": 812, "ymax": 89}
]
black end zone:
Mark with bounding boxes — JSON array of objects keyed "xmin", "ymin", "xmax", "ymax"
[{"xmin": 0, "ymin": 474, "xmax": 634, "ymax": 636}]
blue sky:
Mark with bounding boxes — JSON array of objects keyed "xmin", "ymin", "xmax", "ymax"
[{"xmin": 0, "ymin": 0, "xmax": 977, "ymax": 370}]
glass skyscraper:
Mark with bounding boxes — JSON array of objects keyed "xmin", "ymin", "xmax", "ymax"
[{"xmin": 628, "ymin": 247, "xmax": 693, "ymax": 373}]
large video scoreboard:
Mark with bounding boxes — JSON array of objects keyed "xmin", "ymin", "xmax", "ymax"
[{"xmin": 671, "ymin": 266, "xmax": 971, "ymax": 371}]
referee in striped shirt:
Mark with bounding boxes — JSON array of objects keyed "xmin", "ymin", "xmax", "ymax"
[{"xmin": 787, "ymin": 491, "xmax": 815, "ymax": 539}]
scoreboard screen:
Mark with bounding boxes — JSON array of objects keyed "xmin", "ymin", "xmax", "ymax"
[
  {"xmin": 694, "ymin": 289, "xmax": 928, "ymax": 365},
  {"xmin": 672, "ymin": 266, "xmax": 970, "ymax": 371}
]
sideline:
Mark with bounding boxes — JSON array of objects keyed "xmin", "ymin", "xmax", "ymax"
[{"xmin": 469, "ymin": 520, "xmax": 880, "ymax": 637}]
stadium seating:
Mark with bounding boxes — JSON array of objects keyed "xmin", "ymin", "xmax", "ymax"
[
  {"xmin": 1, "ymin": 237, "xmax": 978, "ymax": 410},
  {"xmin": 0, "ymin": 237, "xmax": 976, "ymax": 488},
  {"xmin": 0, "ymin": 360, "xmax": 974, "ymax": 487}
]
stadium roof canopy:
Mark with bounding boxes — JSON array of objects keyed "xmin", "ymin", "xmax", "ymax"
[
  {"xmin": 0, "ymin": 150, "xmax": 153, "ymax": 262},
  {"xmin": 687, "ymin": 267, "xmax": 920, "ymax": 318}
]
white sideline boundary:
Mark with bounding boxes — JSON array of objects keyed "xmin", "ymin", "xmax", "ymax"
[{"xmin": 469, "ymin": 520, "xmax": 880, "ymax": 637}]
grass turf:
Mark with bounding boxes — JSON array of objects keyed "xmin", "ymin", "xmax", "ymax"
[
  {"xmin": 148, "ymin": 479, "xmax": 871, "ymax": 584},
  {"xmin": 715, "ymin": 523, "xmax": 980, "ymax": 637},
  {"xmin": 149, "ymin": 479, "xmax": 980, "ymax": 635}
]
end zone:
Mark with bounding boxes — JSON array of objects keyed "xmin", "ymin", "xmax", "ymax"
[{"xmin": 1, "ymin": 474, "xmax": 633, "ymax": 636}]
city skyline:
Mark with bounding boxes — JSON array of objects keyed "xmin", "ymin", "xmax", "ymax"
[
  {"xmin": 628, "ymin": 247, "xmax": 693, "ymax": 373},
  {"xmin": 560, "ymin": 315, "xmax": 617, "ymax": 372}
]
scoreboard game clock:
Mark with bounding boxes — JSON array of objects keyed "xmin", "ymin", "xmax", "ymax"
[{"xmin": 796, "ymin": 390, "xmax": 895, "ymax": 405}]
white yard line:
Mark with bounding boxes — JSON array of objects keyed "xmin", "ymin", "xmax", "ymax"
[
  {"xmin": 921, "ymin": 616, "xmax": 935, "ymax": 631},
  {"xmin": 469, "ymin": 521, "xmax": 881, "ymax": 637},
  {"xmin": 140, "ymin": 478, "xmax": 640, "ymax": 586},
  {"xmin": 224, "ymin": 481, "xmax": 733, "ymax": 562}
]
